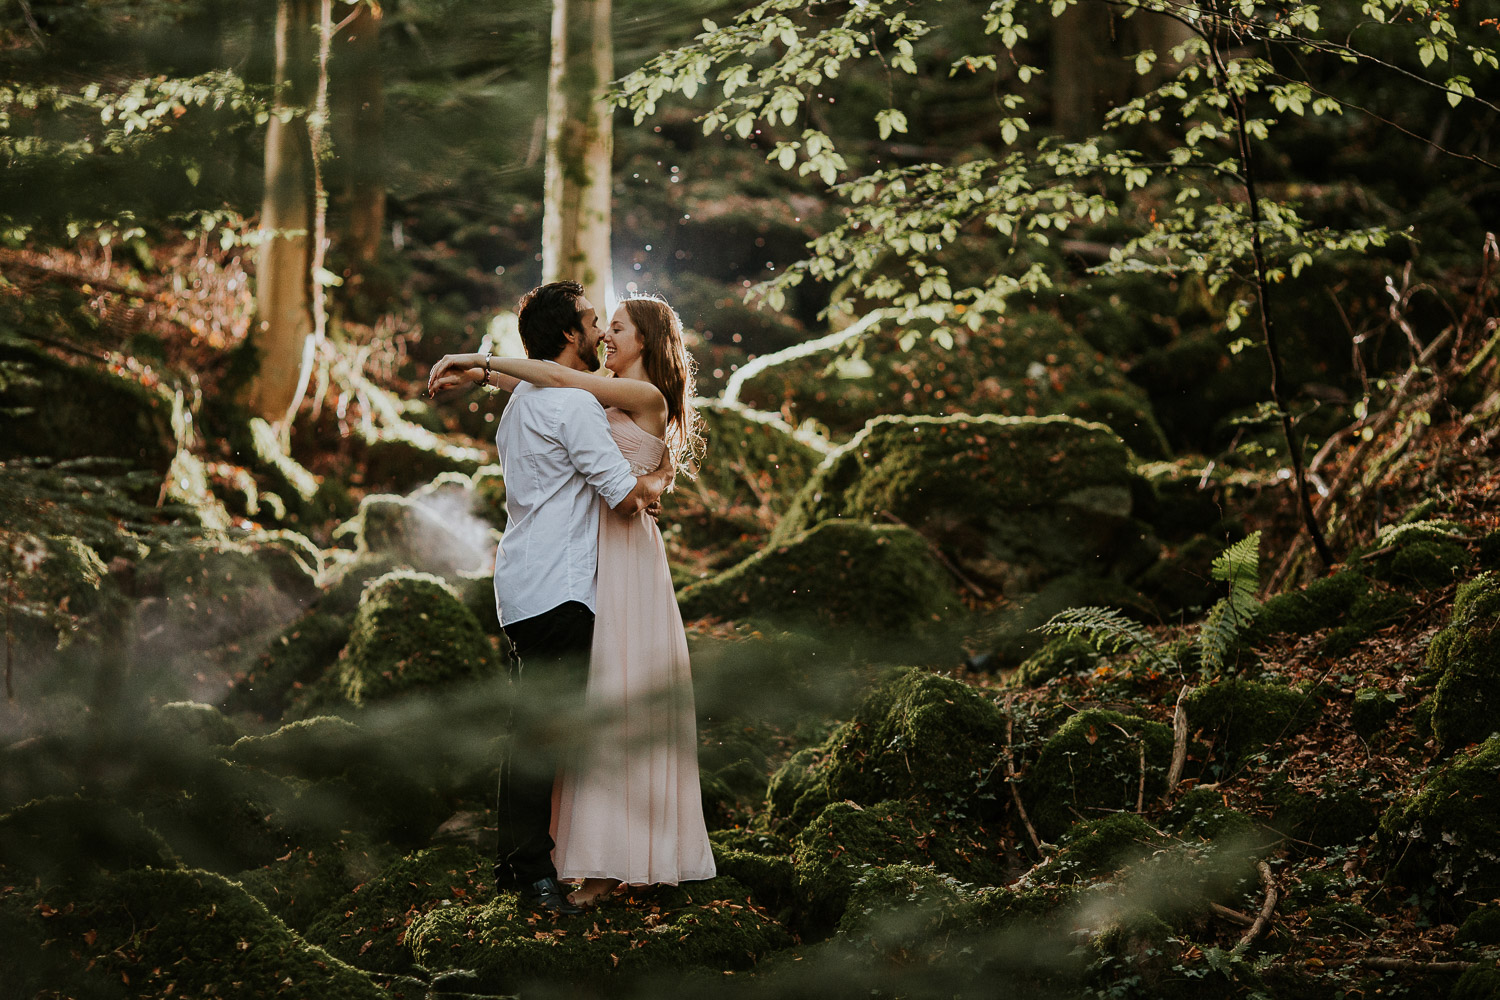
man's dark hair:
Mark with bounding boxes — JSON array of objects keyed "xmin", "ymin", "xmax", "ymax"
[{"xmin": 516, "ymin": 280, "xmax": 586, "ymax": 360}]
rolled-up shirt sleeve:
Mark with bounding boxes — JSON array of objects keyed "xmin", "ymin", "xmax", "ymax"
[{"xmin": 555, "ymin": 391, "xmax": 636, "ymax": 508}]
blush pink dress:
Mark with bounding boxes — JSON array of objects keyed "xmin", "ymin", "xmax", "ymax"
[{"xmin": 552, "ymin": 407, "xmax": 717, "ymax": 885}]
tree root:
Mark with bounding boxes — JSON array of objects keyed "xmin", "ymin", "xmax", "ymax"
[{"xmin": 1233, "ymin": 861, "xmax": 1277, "ymax": 955}]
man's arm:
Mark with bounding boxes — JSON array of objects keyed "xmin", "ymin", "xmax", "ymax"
[
  {"xmin": 554, "ymin": 391, "xmax": 651, "ymax": 513},
  {"xmin": 614, "ymin": 464, "xmax": 671, "ymax": 517}
]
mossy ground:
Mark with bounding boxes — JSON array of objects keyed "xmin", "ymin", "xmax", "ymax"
[
  {"xmin": 1027, "ymin": 708, "xmax": 1175, "ymax": 842},
  {"xmin": 1427, "ymin": 572, "xmax": 1500, "ymax": 751}
]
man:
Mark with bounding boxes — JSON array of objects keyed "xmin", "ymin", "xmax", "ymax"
[{"xmin": 429, "ymin": 280, "xmax": 668, "ymax": 916}]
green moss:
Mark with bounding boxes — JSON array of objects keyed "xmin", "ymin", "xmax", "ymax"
[
  {"xmin": 1181, "ymin": 678, "xmax": 1318, "ymax": 771},
  {"xmin": 1030, "ymin": 813, "xmax": 1168, "ymax": 885},
  {"xmin": 133, "ymin": 755, "xmax": 303, "ymax": 874},
  {"xmin": 1249, "ymin": 570, "xmax": 1368, "ymax": 642},
  {"xmin": 234, "ymin": 834, "xmax": 390, "ymax": 932},
  {"xmin": 820, "ymin": 667, "xmax": 1009, "ymax": 819},
  {"xmin": 1009, "ymin": 636, "xmax": 1102, "ymax": 688},
  {"xmin": 405, "ymin": 874, "xmax": 791, "ymax": 991},
  {"xmin": 1452, "ymin": 964, "xmax": 1500, "ymax": 1000},
  {"xmin": 470, "ymin": 465, "xmax": 508, "ymax": 530},
  {"xmin": 1428, "ymin": 573, "xmax": 1500, "ymax": 751},
  {"xmin": 677, "ymin": 520, "xmax": 962, "ymax": 634},
  {"xmin": 1164, "ymin": 786, "xmax": 1261, "ymax": 844},
  {"xmin": 46, "ymin": 867, "xmax": 387, "ymax": 999},
  {"xmin": 1457, "ymin": 906, "xmax": 1500, "ymax": 947},
  {"xmin": 836, "ymin": 862, "xmax": 968, "ymax": 953},
  {"xmin": 1319, "ymin": 589, "xmax": 1413, "ymax": 656},
  {"xmin": 458, "ymin": 568, "xmax": 502, "ymax": 636},
  {"xmin": 790, "ymin": 799, "xmax": 1008, "ymax": 932},
  {"xmin": 1364, "ymin": 521, "xmax": 1472, "ymax": 590},
  {"xmin": 1028, "ymin": 709, "xmax": 1175, "ymax": 842},
  {"xmin": 1380, "ymin": 735, "xmax": 1500, "ymax": 902},
  {"xmin": 764, "ymin": 746, "xmax": 831, "ymax": 829},
  {"xmin": 151, "ymin": 700, "xmax": 243, "ymax": 747},
  {"xmin": 0, "ymin": 795, "xmax": 176, "ymax": 888},
  {"xmin": 303, "ymin": 844, "xmax": 490, "ymax": 975},
  {"xmin": 320, "ymin": 552, "xmax": 411, "ymax": 616},
  {"xmin": 360, "ymin": 429, "xmax": 484, "ymax": 494},
  {"xmin": 712, "ymin": 846, "xmax": 799, "ymax": 920},
  {"xmin": 698, "ymin": 718, "xmax": 777, "ymax": 828},
  {"xmin": 1064, "ymin": 387, "xmax": 1172, "ymax": 459},
  {"xmin": 1270, "ymin": 772, "xmax": 1379, "ymax": 848},
  {"xmin": 336, "ymin": 570, "xmax": 499, "ymax": 706},
  {"xmin": 230, "ymin": 609, "xmax": 351, "ymax": 719},
  {"xmin": 774, "ymin": 413, "xmax": 1135, "ymax": 560},
  {"xmin": 227, "ymin": 716, "xmax": 451, "ymax": 845},
  {"xmin": 1307, "ymin": 901, "xmax": 1378, "ymax": 935}
]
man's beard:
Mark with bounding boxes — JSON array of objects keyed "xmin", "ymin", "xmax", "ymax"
[{"xmin": 580, "ymin": 342, "xmax": 602, "ymax": 371}]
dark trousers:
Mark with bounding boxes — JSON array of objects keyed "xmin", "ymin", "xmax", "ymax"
[{"xmin": 496, "ymin": 600, "xmax": 594, "ymax": 886}]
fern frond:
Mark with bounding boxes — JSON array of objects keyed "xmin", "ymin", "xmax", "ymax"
[
  {"xmin": 1198, "ymin": 531, "xmax": 1263, "ymax": 671},
  {"xmin": 1038, "ymin": 606, "xmax": 1156, "ymax": 658}
]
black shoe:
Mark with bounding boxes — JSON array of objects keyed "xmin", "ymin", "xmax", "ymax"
[{"xmin": 525, "ymin": 876, "xmax": 583, "ymax": 916}]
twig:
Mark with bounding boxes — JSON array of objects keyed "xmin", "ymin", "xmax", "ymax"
[
  {"xmin": 1004, "ymin": 694, "xmax": 1043, "ymax": 857},
  {"xmin": 1233, "ymin": 861, "xmax": 1277, "ymax": 955},
  {"xmin": 1209, "ymin": 902, "xmax": 1255, "ymax": 927},
  {"xmin": 4, "ymin": 566, "xmax": 13, "ymax": 703},
  {"xmin": 1136, "ymin": 741, "xmax": 1147, "ymax": 814},
  {"xmin": 1164, "ymin": 684, "xmax": 1190, "ymax": 800}
]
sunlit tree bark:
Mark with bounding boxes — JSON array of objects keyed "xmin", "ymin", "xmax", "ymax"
[
  {"xmin": 248, "ymin": 0, "xmax": 317, "ymax": 423},
  {"xmin": 542, "ymin": 0, "xmax": 613, "ymax": 310}
]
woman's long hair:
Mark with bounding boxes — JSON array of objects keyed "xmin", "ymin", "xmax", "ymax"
[{"xmin": 622, "ymin": 294, "xmax": 704, "ymax": 480}]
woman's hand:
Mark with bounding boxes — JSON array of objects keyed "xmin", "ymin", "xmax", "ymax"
[{"xmin": 427, "ymin": 353, "xmax": 486, "ymax": 395}]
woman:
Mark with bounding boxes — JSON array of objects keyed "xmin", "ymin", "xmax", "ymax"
[{"xmin": 429, "ymin": 294, "xmax": 716, "ymax": 907}]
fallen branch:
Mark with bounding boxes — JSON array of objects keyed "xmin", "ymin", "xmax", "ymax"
[
  {"xmin": 1209, "ymin": 902, "xmax": 1255, "ymax": 927},
  {"xmin": 1355, "ymin": 958, "xmax": 1476, "ymax": 973},
  {"xmin": 1136, "ymin": 741, "xmax": 1147, "ymax": 814},
  {"xmin": 1164, "ymin": 685, "xmax": 1190, "ymax": 800},
  {"xmin": 1004, "ymin": 694, "xmax": 1044, "ymax": 857},
  {"xmin": 1233, "ymin": 861, "xmax": 1278, "ymax": 955}
]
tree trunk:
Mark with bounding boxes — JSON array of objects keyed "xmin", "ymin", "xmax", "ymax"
[
  {"xmin": 249, "ymin": 0, "xmax": 317, "ymax": 424},
  {"xmin": 542, "ymin": 0, "xmax": 613, "ymax": 309},
  {"xmin": 339, "ymin": 0, "xmax": 385, "ymax": 266},
  {"xmin": 1051, "ymin": 3, "xmax": 1116, "ymax": 139}
]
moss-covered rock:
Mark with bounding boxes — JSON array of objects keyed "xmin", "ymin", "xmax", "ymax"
[
  {"xmin": 1452, "ymin": 964, "xmax": 1500, "ymax": 1000},
  {"xmin": 1181, "ymin": 678, "xmax": 1319, "ymax": 771},
  {"xmin": 790, "ymin": 799, "xmax": 1008, "ymax": 932},
  {"xmin": 1163, "ymin": 786, "xmax": 1264, "ymax": 845},
  {"xmin": 226, "ymin": 716, "xmax": 451, "ymax": 845},
  {"xmin": 319, "ymin": 551, "xmax": 412, "ymax": 616},
  {"xmin": 1319, "ymin": 589, "xmax": 1413, "ymax": 656},
  {"xmin": 360, "ymin": 426, "xmax": 486, "ymax": 494},
  {"xmin": 405, "ymin": 874, "xmax": 791, "ymax": 990},
  {"xmin": 346, "ymin": 492, "xmax": 493, "ymax": 579},
  {"xmin": 764, "ymin": 746, "xmax": 832, "ymax": 829},
  {"xmin": 151, "ymin": 700, "xmax": 243, "ymax": 747},
  {"xmin": 1381, "ymin": 735, "xmax": 1500, "ymax": 902},
  {"xmin": 303, "ymin": 844, "xmax": 490, "ymax": 975},
  {"xmin": 1248, "ymin": 570, "xmax": 1368, "ymax": 642},
  {"xmin": 234, "ymin": 834, "xmax": 391, "ymax": 933},
  {"xmin": 38, "ymin": 867, "xmax": 387, "ymax": 999},
  {"xmin": 712, "ymin": 846, "xmax": 800, "ymax": 921},
  {"xmin": 1030, "ymin": 813, "xmax": 1169, "ymax": 885},
  {"xmin": 819, "ymin": 667, "xmax": 1008, "ymax": 818},
  {"xmin": 1457, "ymin": 906, "xmax": 1500, "ymax": 947},
  {"xmin": 836, "ymin": 862, "xmax": 969, "ymax": 953},
  {"xmin": 334, "ymin": 570, "xmax": 499, "ymax": 706},
  {"xmin": 1351, "ymin": 687, "xmax": 1405, "ymax": 740},
  {"xmin": 1028, "ymin": 709, "xmax": 1175, "ymax": 842},
  {"xmin": 1363, "ymin": 520, "xmax": 1471, "ymax": 590},
  {"xmin": 0, "ymin": 795, "xmax": 177, "ymax": 887},
  {"xmin": 230, "ymin": 608, "xmax": 352, "ymax": 719},
  {"xmin": 1008, "ymin": 636, "xmax": 1103, "ymax": 688},
  {"xmin": 1269, "ymin": 771, "xmax": 1380, "ymax": 848},
  {"xmin": 1428, "ymin": 572, "xmax": 1500, "ymax": 752},
  {"xmin": 774, "ymin": 415, "xmax": 1140, "ymax": 584},
  {"xmin": 677, "ymin": 519, "xmax": 963, "ymax": 634}
]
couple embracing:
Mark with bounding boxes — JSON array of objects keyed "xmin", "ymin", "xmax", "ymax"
[{"xmin": 428, "ymin": 280, "xmax": 716, "ymax": 916}]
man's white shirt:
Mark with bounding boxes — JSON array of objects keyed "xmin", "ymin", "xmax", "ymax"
[{"xmin": 492, "ymin": 378, "xmax": 636, "ymax": 626}]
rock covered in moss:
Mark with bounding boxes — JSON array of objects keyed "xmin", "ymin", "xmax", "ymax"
[
  {"xmin": 790, "ymin": 800, "xmax": 1008, "ymax": 932},
  {"xmin": 1428, "ymin": 572, "xmax": 1500, "ymax": 751},
  {"xmin": 774, "ymin": 415, "xmax": 1140, "ymax": 585},
  {"xmin": 406, "ymin": 875, "xmax": 790, "ymax": 990},
  {"xmin": 711, "ymin": 846, "xmax": 799, "ymax": 922},
  {"xmin": 1457, "ymin": 905, "xmax": 1500, "ymax": 947},
  {"xmin": 231, "ymin": 608, "xmax": 352, "ymax": 719},
  {"xmin": 1363, "ymin": 520, "xmax": 1471, "ymax": 590},
  {"xmin": 765, "ymin": 746, "xmax": 831, "ymax": 829},
  {"xmin": 303, "ymin": 844, "xmax": 490, "ymax": 975},
  {"xmin": 6, "ymin": 532, "xmax": 129, "ymax": 651},
  {"xmin": 38, "ymin": 867, "xmax": 387, "ymax": 999},
  {"xmin": 1269, "ymin": 771, "xmax": 1380, "ymax": 849},
  {"xmin": 1249, "ymin": 570, "xmax": 1367, "ymax": 641},
  {"xmin": 1008, "ymin": 636, "xmax": 1102, "ymax": 688},
  {"xmin": 677, "ymin": 520, "xmax": 962, "ymax": 634},
  {"xmin": 837, "ymin": 863, "xmax": 969, "ymax": 953},
  {"xmin": 1164, "ymin": 786, "xmax": 1262, "ymax": 845},
  {"xmin": 361, "ymin": 427, "xmax": 486, "ymax": 494},
  {"xmin": 1027, "ymin": 709, "xmax": 1174, "ymax": 842},
  {"xmin": 151, "ymin": 700, "xmax": 243, "ymax": 747},
  {"xmin": 234, "ymin": 835, "xmax": 390, "ymax": 933},
  {"xmin": 1182, "ymin": 678, "xmax": 1318, "ymax": 770},
  {"xmin": 0, "ymin": 795, "xmax": 176, "ymax": 887},
  {"xmin": 1380, "ymin": 735, "xmax": 1500, "ymax": 901},
  {"xmin": 1030, "ymin": 813, "xmax": 1168, "ymax": 885},
  {"xmin": 348, "ymin": 491, "xmax": 493, "ymax": 579},
  {"xmin": 335, "ymin": 570, "xmax": 499, "ymax": 706},
  {"xmin": 820, "ymin": 667, "xmax": 1008, "ymax": 816}
]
